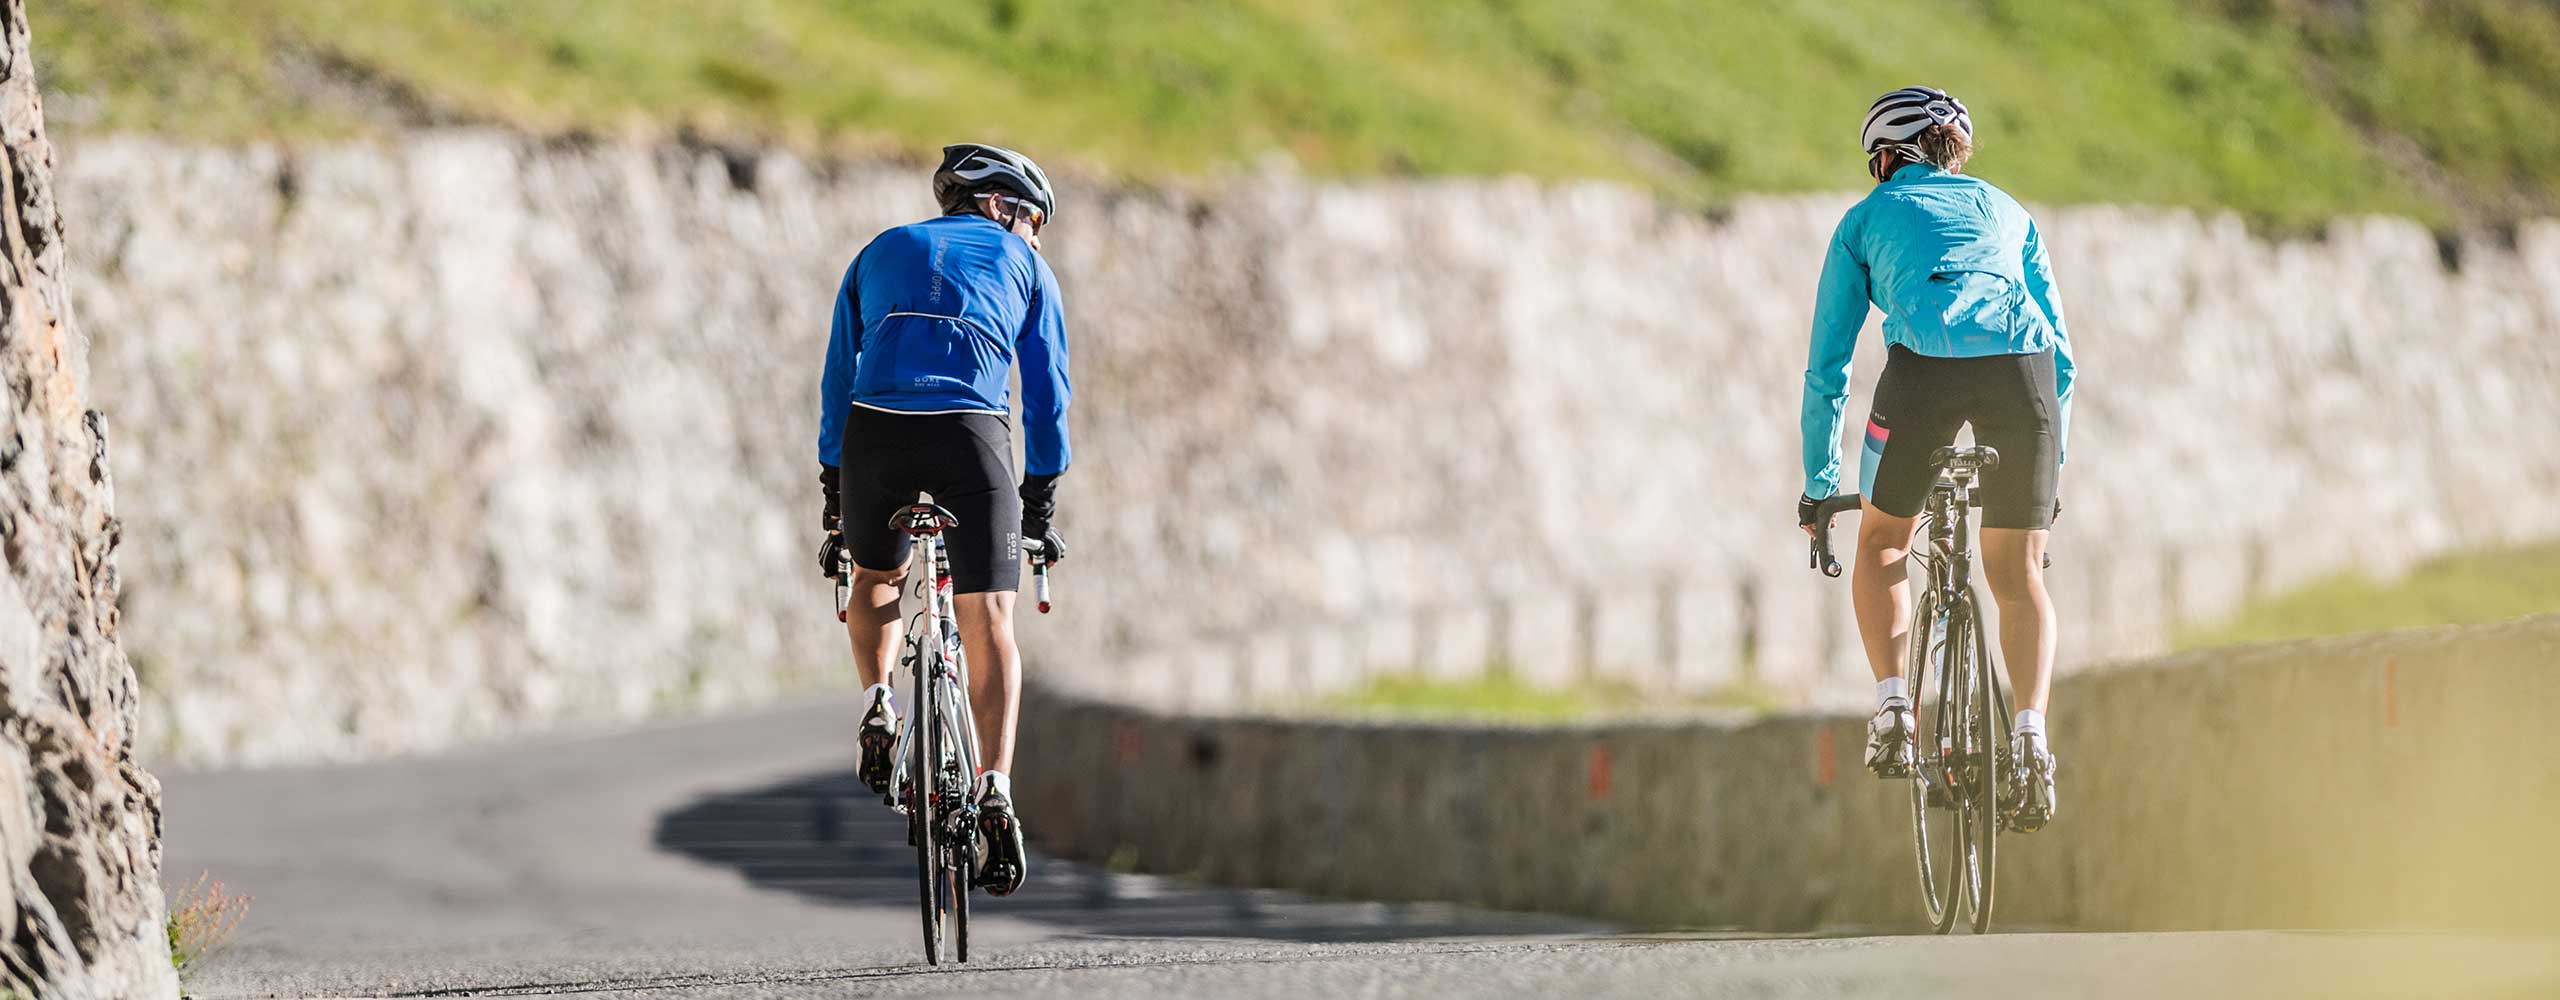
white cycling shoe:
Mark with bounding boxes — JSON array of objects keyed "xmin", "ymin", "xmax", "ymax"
[
  {"xmin": 856, "ymin": 688, "xmax": 899, "ymax": 797},
  {"xmin": 1866, "ymin": 702, "xmax": 1918, "ymax": 778},
  {"xmin": 2006, "ymin": 732, "xmax": 2059, "ymax": 832}
]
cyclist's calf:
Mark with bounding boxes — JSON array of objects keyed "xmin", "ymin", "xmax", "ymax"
[
  {"xmin": 1852, "ymin": 504, "xmax": 1921, "ymax": 686},
  {"xmin": 1978, "ymin": 528, "xmax": 2055, "ymax": 716},
  {"xmin": 1976, "ymin": 529, "xmax": 2045, "ymax": 597},
  {"xmin": 953, "ymin": 592, "xmax": 1023, "ymax": 777},
  {"xmin": 845, "ymin": 564, "xmax": 909, "ymax": 690}
]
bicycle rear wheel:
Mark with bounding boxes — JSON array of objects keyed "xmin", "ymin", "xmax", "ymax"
[
  {"xmin": 1906, "ymin": 591, "xmax": 1962, "ymax": 934},
  {"xmin": 914, "ymin": 671, "xmax": 946, "ymax": 964},
  {"xmin": 951, "ymin": 840, "xmax": 972, "ymax": 962},
  {"xmin": 1962, "ymin": 592, "xmax": 2002, "ymax": 934},
  {"xmin": 941, "ymin": 710, "xmax": 973, "ymax": 964}
]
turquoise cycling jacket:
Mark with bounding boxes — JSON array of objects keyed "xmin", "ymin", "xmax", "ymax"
[{"xmin": 1799, "ymin": 163, "xmax": 2077, "ymax": 500}]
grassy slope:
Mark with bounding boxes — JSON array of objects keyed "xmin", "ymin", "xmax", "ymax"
[
  {"xmin": 2176, "ymin": 542, "xmax": 2560, "ymax": 649},
  {"xmin": 1311, "ymin": 671, "xmax": 1785, "ymax": 722},
  {"xmin": 33, "ymin": 1, "xmax": 2560, "ymax": 225}
]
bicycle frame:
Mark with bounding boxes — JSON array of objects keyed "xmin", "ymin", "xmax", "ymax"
[
  {"xmin": 1913, "ymin": 463, "xmax": 1993, "ymax": 805},
  {"xmin": 1808, "ymin": 447, "xmax": 2017, "ymax": 933},
  {"xmin": 887, "ymin": 529, "xmax": 983, "ymax": 818},
  {"xmin": 841, "ymin": 500, "xmax": 1055, "ymax": 964}
]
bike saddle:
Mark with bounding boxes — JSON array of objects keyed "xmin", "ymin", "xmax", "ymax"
[
  {"xmin": 1929, "ymin": 445, "xmax": 2002, "ymax": 471},
  {"xmin": 891, "ymin": 503, "xmax": 961, "ymax": 536}
]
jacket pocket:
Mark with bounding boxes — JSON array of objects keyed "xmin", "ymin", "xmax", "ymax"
[
  {"xmin": 853, "ymin": 313, "xmax": 1003, "ymax": 398},
  {"xmin": 1912, "ymin": 268, "xmax": 2027, "ymax": 355}
]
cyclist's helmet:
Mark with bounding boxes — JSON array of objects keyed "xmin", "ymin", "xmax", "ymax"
[
  {"xmin": 1860, "ymin": 86, "xmax": 1972, "ymax": 155},
  {"xmin": 933, "ymin": 142, "xmax": 1057, "ymax": 220}
]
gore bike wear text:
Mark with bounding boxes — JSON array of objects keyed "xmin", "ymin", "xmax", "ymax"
[
  {"xmin": 1800, "ymin": 162, "xmax": 2077, "ymax": 500},
  {"xmin": 819, "ymin": 213, "xmax": 1072, "ymax": 477}
]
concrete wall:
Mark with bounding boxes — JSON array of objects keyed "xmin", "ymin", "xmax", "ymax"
[
  {"xmin": 1020, "ymin": 615, "xmax": 2560, "ymax": 931},
  {"xmin": 52, "ymin": 131, "xmax": 2560, "ymax": 763}
]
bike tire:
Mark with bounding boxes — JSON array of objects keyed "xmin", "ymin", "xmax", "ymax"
[
  {"xmin": 1946, "ymin": 603, "xmax": 1985, "ymax": 933},
  {"xmin": 915, "ymin": 668, "xmax": 944, "ymax": 965},
  {"xmin": 942, "ymin": 709, "xmax": 973, "ymax": 964},
  {"xmin": 1964, "ymin": 592, "xmax": 2001, "ymax": 934},
  {"xmin": 1907, "ymin": 591, "xmax": 1962, "ymax": 934},
  {"xmin": 952, "ymin": 841, "xmax": 972, "ymax": 963}
]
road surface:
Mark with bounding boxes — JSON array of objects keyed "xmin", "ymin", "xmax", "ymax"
[{"xmin": 161, "ymin": 698, "xmax": 2559, "ymax": 998}]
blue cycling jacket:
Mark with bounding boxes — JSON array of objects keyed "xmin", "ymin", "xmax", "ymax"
[
  {"xmin": 819, "ymin": 214, "xmax": 1072, "ymax": 477},
  {"xmin": 1800, "ymin": 163, "xmax": 2077, "ymax": 499}
]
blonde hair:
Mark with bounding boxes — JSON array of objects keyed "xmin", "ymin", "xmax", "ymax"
[{"xmin": 1913, "ymin": 123, "xmax": 1974, "ymax": 172}]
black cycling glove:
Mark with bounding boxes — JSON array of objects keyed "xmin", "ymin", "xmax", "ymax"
[
  {"xmin": 817, "ymin": 532, "xmax": 848, "ymax": 580},
  {"xmin": 819, "ymin": 464, "xmax": 846, "ymax": 579},
  {"xmin": 1020, "ymin": 472, "xmax": 1066, "ymax": 563},
  {"xmin": 820, "ymin": 464, "xmax": 843, "ymax": 533},
  {"xmin": 1797, "ymin": 493, "xmax": 1826, "ymax": 531}
]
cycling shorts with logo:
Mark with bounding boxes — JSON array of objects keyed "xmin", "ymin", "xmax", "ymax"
[
  {"xmin": 835, "ymin": 407, "xmax": 1022, "ymax": 594},
  {"xmin": 1861, "ymin": 345, "xmax": 2058, "ymax": 530}
]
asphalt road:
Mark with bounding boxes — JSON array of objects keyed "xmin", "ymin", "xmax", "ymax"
[{"xmin": 162, "ymin": 698, "xmax": 2560, "ymax": 999}]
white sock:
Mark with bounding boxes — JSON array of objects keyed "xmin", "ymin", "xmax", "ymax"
[
  {"xmin": 1876, "ymin": 677, "xmax": 1909, "ymax": 709},
  {"xmin": 2014, "ymin": 709, "xmax": 2047, "ymax": 744},
  {"xmin": 865, "ymin": 683, "xmax": 894, "ymax": 710},
  {"xmin": 980, "ymin": 770, "xmax": 1012, "ymax": 801}
]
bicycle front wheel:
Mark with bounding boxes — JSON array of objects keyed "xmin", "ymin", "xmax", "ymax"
[{"xmin": 1907, "ymin": 590, "xmax": 1961, "ymax": 934}]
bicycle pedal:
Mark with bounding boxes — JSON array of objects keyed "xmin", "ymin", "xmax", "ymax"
[
  {"xmin": 974, "ymin": 860, "xmax": 1022, "ymax": 895},
  {"xmin": 1865, "ymin": 740, "xmax": 1917, "ymax": 779},
  {"xmin": 856, "ymin": 731, "xmax": 897, "ymax": 795}
]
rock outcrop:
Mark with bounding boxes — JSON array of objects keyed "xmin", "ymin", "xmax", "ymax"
[
  {"xmin": 49, "ymin": 133, "xmax": 2560, "ymax": 764},
  {"xmin": 0, "ymin": 1, "xmax": 177, "ymax": 996}
]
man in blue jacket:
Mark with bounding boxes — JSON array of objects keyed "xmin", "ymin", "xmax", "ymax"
[
  {"xmin": 818, "ymin": 143, "xmax": 1071, "ymax": 895},
  {"xmin": 1798, "ymin": 88, "xmax": 2076, "ymax": 831}
]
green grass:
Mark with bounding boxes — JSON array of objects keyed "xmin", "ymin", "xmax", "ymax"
[
  {"xmin": 166, "ymin": 872, "xmax": 250, "ymax": 976},
  {"xmin": 29, "ymin": 1, "xmax": 2560, "ymax": 225},
  {"xmin": 2175, "ymin": 541, "xmax": 2560, "ymax": 650},
  {"xmin": 1313, "ymin": 670, "xmax": 1784, "ymax": 722}
]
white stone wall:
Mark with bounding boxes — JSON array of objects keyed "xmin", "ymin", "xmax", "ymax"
[{"xmin": 54, "ymin": 133, "xmax": 2560, "ymax": 764}]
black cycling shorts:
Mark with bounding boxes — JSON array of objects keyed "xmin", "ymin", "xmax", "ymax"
[
  {"xmin": 834, "ymin": 407, "xmax": 1022, "ymax": 594},
  {"xmin": 1861, "ymin": 345, "xmax": 2059, "ymax": 530}
]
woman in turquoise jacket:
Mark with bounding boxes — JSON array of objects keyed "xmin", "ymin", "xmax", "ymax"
[{"xmin": 1797, "ymin": 86, "xmax": 2075, "ymax": 831}]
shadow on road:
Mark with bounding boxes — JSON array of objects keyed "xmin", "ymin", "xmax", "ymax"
[{"xmin": 654, "ymin": 768, "xmax": 1596, "ymax": 944}]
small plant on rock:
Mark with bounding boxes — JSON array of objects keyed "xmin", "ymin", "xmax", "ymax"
[{"xmin": 166, "ymin": 873, "xmax": 251, "ymax": 974}]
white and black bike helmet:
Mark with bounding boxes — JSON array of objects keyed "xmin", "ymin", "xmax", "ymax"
[
  {"xmin": 1860, "ymin": 86, "xmax": 1972, "ymax": 156},
  {"xmin": 933, "ymin": 142, "xmax": 1057, "ymax": 220}
]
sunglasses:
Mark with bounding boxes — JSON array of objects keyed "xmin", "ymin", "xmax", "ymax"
[{"xmin": 992, "ymin": 194, "xmax": 1046, "ymax": 233}]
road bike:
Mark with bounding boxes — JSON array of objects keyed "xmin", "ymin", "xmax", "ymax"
[
  {"xmin": 833, "ymin": 504, "xmax": 1054, "ymax": 964},
  {"xmin": 1809, "ymin": 445, "xmax": 2012, "ymax": 934}
]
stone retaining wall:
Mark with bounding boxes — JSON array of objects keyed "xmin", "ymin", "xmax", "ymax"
[
  {"xmin": 51, "ymin": 132, "xmax": 2560, "ymax": 763},
  {"xmin": 1020, "ymin": 615, "xmax": 2560, "ymax": 931}
]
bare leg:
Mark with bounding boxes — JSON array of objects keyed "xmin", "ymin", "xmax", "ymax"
[
  {"xmin": 1979, "ymin": 528, "xmax": 2054, "ymax": 715},
  {"xmin": 953, "ymin": 590, "xmax": 1021, "ymax": 776},
  {"xmin": 1851, "ymin": 501, "xmax": 1921, "ymax": 684},
  {"xmin": 846, "ymin": 566, "xmax": 905, "ymax": 689}
]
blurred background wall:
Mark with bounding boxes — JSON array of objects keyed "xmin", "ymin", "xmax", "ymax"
[{"xmin": 53, "ymin": 134, "xmax": 2560, "ymax": 765}]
